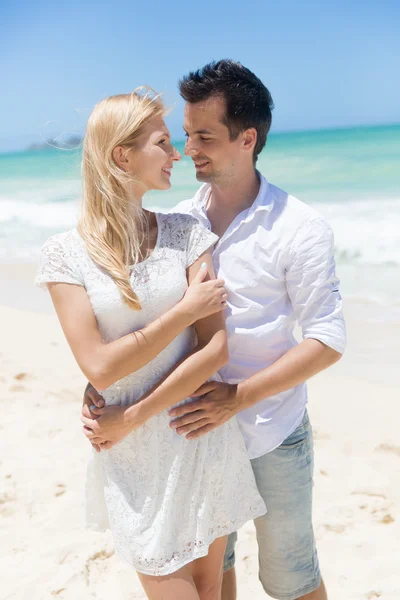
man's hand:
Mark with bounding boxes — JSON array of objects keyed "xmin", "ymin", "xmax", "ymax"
[
  {"xmin": 169, "ymin": 382, "xmax": 240, "ymax": 439},
  {"xmin": 81, "ymin": 404, "xmax": 135, "ymax": 446}
]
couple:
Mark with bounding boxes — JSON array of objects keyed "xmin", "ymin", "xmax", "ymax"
[{"xmin": 37, "ymin": 60, "xmax": 346, "ymax": 600}]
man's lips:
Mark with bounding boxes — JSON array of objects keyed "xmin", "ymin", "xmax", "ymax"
[{"xmin": 193, "ymin": 159, "xmax": 210, "ymax": 169}]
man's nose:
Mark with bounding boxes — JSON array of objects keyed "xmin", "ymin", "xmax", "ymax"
[{"xmin": 184, "ymin": 137, "xmax": 198, "ymax": 157}]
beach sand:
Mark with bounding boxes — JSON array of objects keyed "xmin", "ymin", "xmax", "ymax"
[{"xmin": 1, "ymin": 266, "xmax": 399, "ymax": 599}]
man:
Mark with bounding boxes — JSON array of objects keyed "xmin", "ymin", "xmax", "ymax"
[{"xmin": 83, "ymin": 60, "xmax": 346, "ymax": 600}]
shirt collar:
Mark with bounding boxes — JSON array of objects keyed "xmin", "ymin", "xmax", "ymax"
[{"xmin": 191, "ymin": 171, "xmax": 273, "ymax": 221}]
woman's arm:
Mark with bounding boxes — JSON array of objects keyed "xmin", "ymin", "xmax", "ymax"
[
  {"xmin": 135, "ymin": 251, "xmax": 229, "ymax": 420},
  {"xmin": 81, "ymin": 252, "xmax": 229, "ymax": 445},
  {"xmin": 47, "ymin": 256, "xmax": 226, "ymax": 390}
]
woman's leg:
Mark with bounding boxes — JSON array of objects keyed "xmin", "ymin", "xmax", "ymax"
[
  {"xmin": 137, "ymin": 536, "xmax": 227, "ymax": 600},
  {"xmin": 191, "ymin": 536, "xmax": 228, "ymax": 600},
  {"xmin": 138, "ymin": 564, "xmax": 200, "ymax": 600}
]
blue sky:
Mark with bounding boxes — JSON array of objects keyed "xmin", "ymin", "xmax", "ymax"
[{"xmin": 1, "ymin": 0, "xmax": 399, "ymax": 151}]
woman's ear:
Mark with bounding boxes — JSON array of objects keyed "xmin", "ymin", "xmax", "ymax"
[{"xmin": 112, "ymin": 145, "xmax": 130, "ymax": 171}]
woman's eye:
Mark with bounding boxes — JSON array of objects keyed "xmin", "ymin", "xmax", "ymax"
[{"xmin": 159, "ymin": 138, "xmax": 166, "ymax": 145}]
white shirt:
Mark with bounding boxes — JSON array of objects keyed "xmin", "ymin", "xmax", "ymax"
[{"xmin": 172, "ymin": 173, "xmax": 346, "ymax": 459}]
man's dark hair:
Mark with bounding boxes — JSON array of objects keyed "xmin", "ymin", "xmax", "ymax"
[{"xmin": 179, "ymin": 59, "xmax": 274, "ymax": 163}]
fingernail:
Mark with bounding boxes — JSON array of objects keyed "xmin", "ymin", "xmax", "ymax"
[
  {"xmin": 90, "ymin": 404, "xmax": 96, "ymax": 410},
  {"xmin": 201, "ymin": 262, "xmax": 207, "ymax": 269}
]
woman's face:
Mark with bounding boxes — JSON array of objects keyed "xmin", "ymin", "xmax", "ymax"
[{"xmin": 116, "ymin": 115, "xmax": 181, "ymax": 193}]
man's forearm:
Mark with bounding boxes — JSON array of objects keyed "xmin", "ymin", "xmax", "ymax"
[{"xmin": 237, "ymin": 338, "xmax": 342, "ymax": 410}]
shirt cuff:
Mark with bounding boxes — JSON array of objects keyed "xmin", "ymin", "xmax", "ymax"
[{"xmin": 303, "ymin": 325, "xmax": 346, "ymax": 355}]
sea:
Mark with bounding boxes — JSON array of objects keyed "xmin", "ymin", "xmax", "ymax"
[{"xmin": 1, "ymin": 123, "xmax": 399, "ymax": 312}]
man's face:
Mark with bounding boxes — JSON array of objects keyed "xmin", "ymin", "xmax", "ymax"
[{"xmin": 183, "ymin": 95, "xmax": 244, "ymax": 185}]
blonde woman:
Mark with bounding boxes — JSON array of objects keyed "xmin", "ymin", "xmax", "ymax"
[{"xmin": 36, "ymin": 89, "xmax": 265, "ymax": 600}]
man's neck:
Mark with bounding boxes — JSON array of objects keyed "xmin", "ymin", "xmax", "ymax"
[{"xmin": 206, "ymin": 169, "xmax": 261, "ymax": 238}]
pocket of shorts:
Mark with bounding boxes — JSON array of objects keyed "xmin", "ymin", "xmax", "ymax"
[
  {"xmin": 278, "ymin": 419, "xmax": 310, "ymax": 450},
  {"xmin": 275, "ymin": 427, "xmax": 312, "ymax": 469},
  {"xmin": 278, "ymin": 433, "xmax": 308, "ymax": 449}
]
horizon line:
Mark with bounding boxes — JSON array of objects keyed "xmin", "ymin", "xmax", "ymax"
[{"xmin": 0, "ymin": 120, "xmax": 399, "ymax": 155}]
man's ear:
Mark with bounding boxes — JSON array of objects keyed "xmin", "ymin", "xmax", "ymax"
[{"xmin": 242, "ymin": 128, "xmax": 257, "ymax": 154}]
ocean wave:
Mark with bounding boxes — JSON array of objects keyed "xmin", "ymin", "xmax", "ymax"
[
  {"xmin": 0, "ymin": 198, "xmax": 79, "ymax": 228},
  {"xmin": 1, "ymin": 195, "xmax": 400, "ymax": 266},
  {"xmin": 312, "ymin": 197, "xmax": 400, "ymax": 266}
]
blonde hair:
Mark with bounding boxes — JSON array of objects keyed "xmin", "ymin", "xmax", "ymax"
[{"xmin": 78, "ymin": 87, "xmax": 164, "ymax": 310}]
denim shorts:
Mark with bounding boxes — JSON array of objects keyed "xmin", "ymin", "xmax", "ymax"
[{"xmin": 224, "ymin": 410, "xmax": 321, "ymax": 600}]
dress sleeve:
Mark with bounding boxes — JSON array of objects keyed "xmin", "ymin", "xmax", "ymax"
[
  {"xmin": 185, "ymin": 216, "xmax": 219, "ymax": 268},
  {"xmin": 35, "ymin": 234, "xmax": 84, "ymax": 289}
]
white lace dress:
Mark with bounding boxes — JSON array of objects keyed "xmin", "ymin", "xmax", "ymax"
[{"xmin": 36, "ymin": 212, "xmax": 266, "ymax": 576}]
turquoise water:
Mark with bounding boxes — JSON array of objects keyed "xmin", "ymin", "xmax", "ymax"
[{"xmin": 1, "ymin": 124, "xmax": 399, "ymax": 303}]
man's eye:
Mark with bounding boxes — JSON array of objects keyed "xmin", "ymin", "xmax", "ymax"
[
  {"xmin": 200, "ymin": 137, "xmax": 211, "ymax": 142},
  {"xmin": 184, "ymin": 132, "xmax": 189, "ymax": 138}
]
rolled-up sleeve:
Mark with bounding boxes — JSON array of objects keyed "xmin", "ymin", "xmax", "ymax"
[{"xmin": 285, "ymin": 216, "xmax": 346, "ymax": 354}]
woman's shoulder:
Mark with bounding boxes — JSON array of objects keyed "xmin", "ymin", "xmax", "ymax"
[
  {"xmin": 36, "ymin": 228, "xmax": 85, "ymax": 288},
  {"xmin": 40, "ymin": 228, "xmax": 81, "ymax": 254},
  {"xmin": 39, "ymin": 228, "xmax": 88, "ymax": 269},
  {"xmin": 157, "ymin": 212, "xmax": 210, "ymax": 251},
  {"xmin": 156, "ymin": 212, "xmax": 218, "ymax": 268},
  {"xmin": 157, "ymin": 211, "xmax": 205, "ymax": 237}
]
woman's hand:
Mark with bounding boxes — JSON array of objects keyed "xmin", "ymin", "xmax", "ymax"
[
  {"xmin": 81, "ymin": 404, "xmax": 141, "ymax": 447},
  {"xmin": 82, "ymin": 384, "xmax": 107, "ymax": 451},
  {"xmin": 182, "ymin": 262, "xmax": 227, "ymax": 321}
]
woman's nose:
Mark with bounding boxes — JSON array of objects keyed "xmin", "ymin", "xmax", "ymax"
[{"xmin": 172, "ymin": 146, "xmax": 181, "ymax": 162}]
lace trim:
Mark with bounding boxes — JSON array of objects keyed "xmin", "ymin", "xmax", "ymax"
[{"xmin": 114, "ymin": 506, "xmax": 266, "ymax": 576}]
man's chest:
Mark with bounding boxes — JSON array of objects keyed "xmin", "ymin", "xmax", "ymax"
[
  {"xmin": 212, "ymin": 234, "xmax": 287, "ymax": 300},
  {"xmin": 206, "ymin": 209, "xmax": 239, "ymax": 239}
]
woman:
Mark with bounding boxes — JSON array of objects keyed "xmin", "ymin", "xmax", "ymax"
[{"xmin": 36, "ymin": 88, "xmax": 265, "ymax": 600}]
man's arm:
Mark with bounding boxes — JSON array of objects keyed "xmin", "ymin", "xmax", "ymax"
[
  {"xmin": 239, "ymin": 338, "xmax": 341, "ymax": 407},
  {"xmin": 169, "ymin": 216, "xmax": 346, "ymax": 438},
  {"xmin": 169, "ymin": 339, "xmax": 340, "ymax": 438}
]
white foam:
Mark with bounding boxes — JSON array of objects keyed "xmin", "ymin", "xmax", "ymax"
[
  {"xmin": 0, "ymin": 198, "xmax": 79, "ymax": 228},
  {"xmin": 1, "ymin": 193, "xmax": 400, "ymax": 268},
  {"xmin": 309, "ymin": 197, "xmax": 400, "ymax": 266}
]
